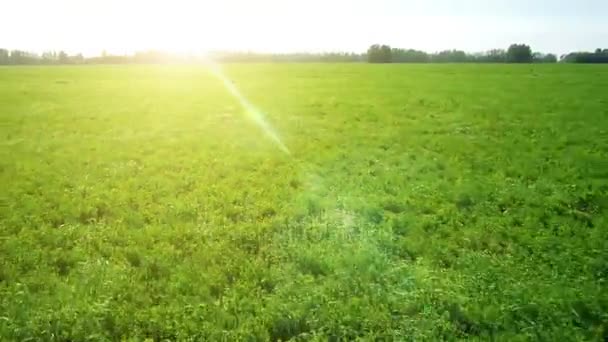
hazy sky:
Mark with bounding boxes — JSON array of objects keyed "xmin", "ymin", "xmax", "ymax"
[{"xmin": 2, "ymin": 0, "xmax": 607, "ymax": 56}]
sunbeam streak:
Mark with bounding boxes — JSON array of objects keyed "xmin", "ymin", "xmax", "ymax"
[{"xmin": 207, "ymin": 63, "xmax": 290, "ymax": 155}]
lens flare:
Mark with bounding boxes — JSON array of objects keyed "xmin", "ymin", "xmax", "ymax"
[{"xmin": 207, "ymin": 62, "xmax": 290, "ymax": 155}]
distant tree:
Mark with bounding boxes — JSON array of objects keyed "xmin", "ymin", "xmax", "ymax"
[
  {"xmin": 9, "ymin": 50, "xmax": 40, "ymax": 64},
  {"xmin": 543, "ymin": 53, "xmax": 557, "ymax": 63},
  {"xmin": 313, "ymin": 52, "xmax": 350, "ymax": 62},
  {"xmin": 0, "ymin": 49, "xmax": 9, "ymax": 64},
  {"xmin": 9, "ymin": 50, "xmax": 22, "ymax": 64},
  {"xmin": 391, "ymin": 48, "xmax": 429, "ymax": 63},
  {"xmin": 0, "ymin": 46, "xmax": 566, "ymax": 65},
  {"xmin": 380, "ymin": 45, "xmax": 392, "ymax": 63},
  {"xmin": 319, "ymin": 52, "xmax": 362, "ymax": 62},
  {"xmin": 562, "ymin": 49, "xmax": 608, "ymax": 63},
  {"xmin": 72, "ymin": 53, "xmax": 84, "ymax": 64},
  {"xmin": 474, "ymin": 49, "xmax": 507, "ymax": 63},
  {"xmin": 561, "ymin": 53, "xmax": 576, "ymax": 63},
  {"xmin": 432, "ymin": 50, "xmax": 468, "ymax": 63},
  {"xmin": 41, "ymin": 51, "xmax": 57, "ymax": 64},
  {"xmin": 134, "ymin": 50, "xmax": 172, "ymax": 63},
  {"xmin": 367, "ymin": 44, "xmax": 392, "ymax": 63},
  {"xmin": 532, "ymin": 52, "xmax": 557, "ymax": 63},
  {"xmin": 58, "ymin": 51, "xmax": 69, "ymax": 64},
  {"xmin": 186, "ymin": 51, "xmax": 363, "ymax": 63},
  {"xmin": 507, "ymin": 44, "xmax": 533, "ymax": 63}
]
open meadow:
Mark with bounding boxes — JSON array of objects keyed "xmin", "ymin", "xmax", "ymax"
[{"xmin": 1, "ymin": 64, "xmax": 607, "ymax": 340}]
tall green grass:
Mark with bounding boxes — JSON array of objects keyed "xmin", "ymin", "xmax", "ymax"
[{"xmin": 1, "ymin": 64, "xmax": 607, "ymax": 340}]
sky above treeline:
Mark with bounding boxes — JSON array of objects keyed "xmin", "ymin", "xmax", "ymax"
[{"xmin": 2, "ymin": 0, "xmax": 607, "ymax": 56}]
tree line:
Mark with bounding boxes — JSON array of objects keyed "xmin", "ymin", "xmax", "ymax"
[
  {"xmin": 367, "ymin": 44, "xmax": 558, "ymax": 63},
  {"xmin": 561, "ymin": 49, "xmax": 608, "ymax": 63},
  {"xmin": 0, "ymin": 49, "xmax": 84, "ymax": 65},
  {"xmin": 0, "ymin": 49, "xmax": 365, "ymax": 64},
  {"xmin": 0, "ymin": 45, "xmax": 606, "ymax": 65}
]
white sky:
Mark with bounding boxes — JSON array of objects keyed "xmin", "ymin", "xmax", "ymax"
[{"xmin": 2, "ymin": 0, "xmax": 607, "ymax": 56}]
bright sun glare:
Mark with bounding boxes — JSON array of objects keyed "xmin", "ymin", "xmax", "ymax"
[
  {"xmin": 4, "ymin": 0, "xmax": 369, "ymax": 56},
  {"xmin": 94, "ymin": 1, "xmax": 236, "ymax": 53},
  {"xmin": 106, "ymin": 0, "xmax": 342, "ymax": 54},
  {"xmin": 31, "ymin": 0, "xmax": 321, "ymax": 55},
  {"xmin": 4, "ymin": 0, "xmax": 606, "ymax": 56}
]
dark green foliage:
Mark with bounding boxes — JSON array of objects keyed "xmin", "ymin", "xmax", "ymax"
[
  {"xmin": 0, "ymin": 45, "xmax": 566, "ymax": 65},
  {"xmin": 0, "ymin": 49, "xmax": 8, "ymax": 64},
  {"xmin": 269, "ymin": 314, "xmax": 310, "ymax": 341},
  {"xmin": 432, "ymin": 50, "xmax": 468, "ymax": 63},
  {"xmin": 367, "ymin": 44, "xmax": 392, "ymax": 63},
  {"xmin": 533, "ymin": 52, "xmax": 558, "ymax": 63},
  {"xmin": 475, "ymin": 49, "xmax": 507, "ymax": 63},
  {"xmin": 562, "ymin": 49, "xmax": 608, "ymax": 63},
  {"xmin": 391, "ymin": 48, "xmax": 430, "ymax": 63},
  {"xmin": 507, "ymin": 43, "xmax": 533, "ymax": 63}
]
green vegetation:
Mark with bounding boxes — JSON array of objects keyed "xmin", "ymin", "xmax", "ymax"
[
  {"xmin": 3, "ymin": 45, "xmax": 606, "ymax": 65},
  {"xmin": 1, "ymin": 64, "xmax": 607, "ymax": 340},
  {"xmin": 367, "ymin": 43, "xmax": 548, "ymax": 63}
]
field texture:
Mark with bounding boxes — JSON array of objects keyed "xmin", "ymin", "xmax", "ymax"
[{"xmin": 1, "ymin": 64, "xmax": 607, "ymax": 340}]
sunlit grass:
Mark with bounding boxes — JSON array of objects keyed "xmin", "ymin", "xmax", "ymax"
[{"xmin": 0, "ymin": 64, "xmax": 607, "ymax": 340}]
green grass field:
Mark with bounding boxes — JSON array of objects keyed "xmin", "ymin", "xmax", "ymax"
[{"xmin": 1, "ymin": 64, "xmax": 607, "ymax": 340}]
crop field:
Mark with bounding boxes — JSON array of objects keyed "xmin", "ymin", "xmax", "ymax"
[{"xmin": 1, "ymin": 64, "xmax": 607, "ymax": 340}]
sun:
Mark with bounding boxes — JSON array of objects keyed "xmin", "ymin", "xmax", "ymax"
[
  {"xmin": 4, "ymin": 0, "xmax": 327, "ymax": 55},
  {"xmin": 63, "ymin": 1, "xmax": 245, "ymax": 55},
  {"xmin": 113, "ymin": 1, "xmax": 213, "ymax": 53},
  {"xmin": 105, "ymin": 0, "xmax": 292, "ymax": 54}
]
